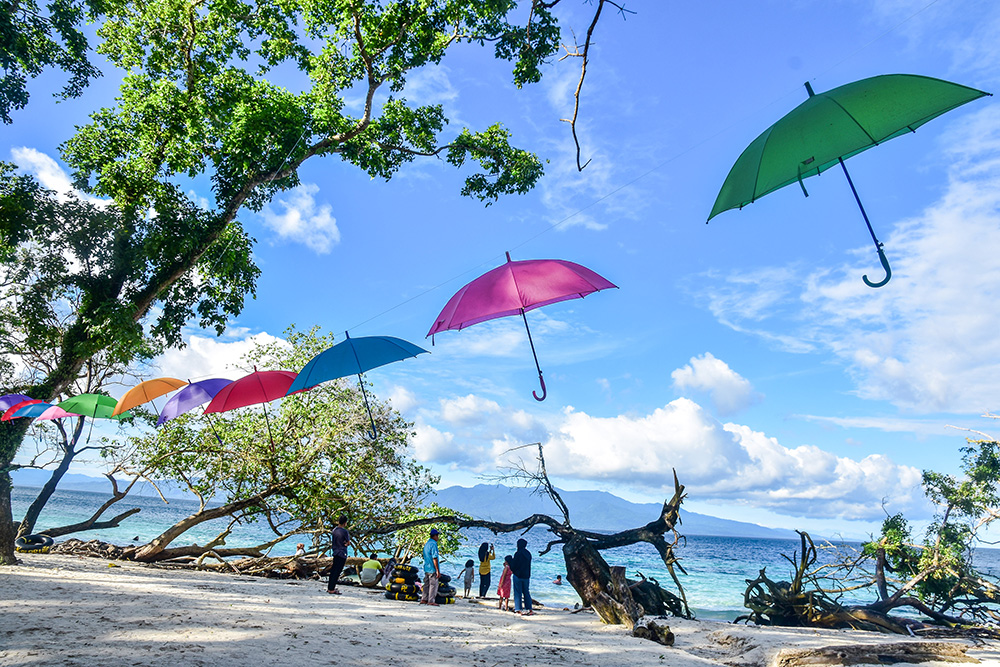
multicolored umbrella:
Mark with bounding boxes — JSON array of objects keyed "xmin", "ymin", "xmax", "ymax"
[
  {"xmin": 1, "ymin": 399, "xmax": 45, "ymax": 421},
  {"xmin": 708, "ymin": 74, "xmax": 991, "ymax": 288},
  {"xmin": 112, "ymin": 377, "xmax": 188, "ymax": 417},
  {"xmin": 156, "ymin": 378, "xmax": 232, "ymax": 426},
  {"xmin": 428, "ymin": 252, "xmax": 617, "ymax": 401},
  {"xmin": 287, "ymin": 332, "xmax": 428, "ymax": 438}
]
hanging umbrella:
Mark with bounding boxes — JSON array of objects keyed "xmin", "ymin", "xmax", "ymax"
[
  {"xmin": 57, "ymin": 394, "xmax": 130, "ymax": 420},
  {"xmin": 286, "ymin": 332, "xmax": 429, "ymax": 438},
  {"xmin": 1, "ymin": 399, "xmax": 46, "ymax": 421},
  {"xmin": 0, "ymin": 393, "xmax": 33, "ymax": 411},
  {"xmin": 112, "ymin": 377, "xmax": 188, "ymax": 417},
  {"xmin": 205, "ymin": 369, "xmax": 297, "ymax": 446},
  {"xmin": 156, "ymin": 378, "xmax": 232, "ymax": 426},
  {"xmin": 9, "ymin": 402, "xmax": 55, "ymax": 419},
  {"xmin": 427, "ymin": 251, "xmax": 617, "ymax": 401},
  {"xmin": 708, "ymin": 74, "xmax": 991, "ymax": 288},
  {"xmin": 34, "ymin": 405, "xmax": 81, "ymax": 421}
]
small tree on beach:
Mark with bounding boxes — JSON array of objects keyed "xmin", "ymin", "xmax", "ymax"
[
  {"xmin": 740, "ymin": 437, "xmax": 1000, "ymax": 635},
  {"xmin": 115, "ymin": 327, "xmax": 442, "ymax": 563}
]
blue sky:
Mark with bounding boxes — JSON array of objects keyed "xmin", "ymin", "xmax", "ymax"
[{"xmin": 7, "ymin": 0, "xmax": 1000, "ymax": 539}]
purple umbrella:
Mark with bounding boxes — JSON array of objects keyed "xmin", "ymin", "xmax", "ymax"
[
  {"xmin": 428, "ymin": 252, "xmax": 616, "ymax": 401},
  {"xmin": 0, "ymin": 393, "xmax": 33, "ymax": 411},
  {"xmin": 157, "ymin": 378, "xmax": 233, "ymax": 426}
]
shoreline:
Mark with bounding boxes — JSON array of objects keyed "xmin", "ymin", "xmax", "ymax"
[{"xmin": 4, "ymin": 554, "xmax": 1000, "ymax": 666}]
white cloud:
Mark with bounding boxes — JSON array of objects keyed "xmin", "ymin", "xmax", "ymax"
[
  {"xmin": 387, "ymin": 385, "xmax": 419, "ymax": 414},
  {"xmin": 410, "ymin": 393, "xmax": 923, "ymax": 520},
  {"xmin": 154, "ymin": 331, "xmax": 285, "ymax": 381},
  {"xmin": 440, "ymin": 394, "xmax": 502, "ymax": 426},
  {"xmin": 261, "ymin": 184, "xmax": 341, "ymax": 254},
  {"xmin": 11, "ymin": 147, "xmax": 105, "ymax": 205},
  {"xmin": 540, "ymin": 399, "xmax": 923, "ymax": 519},
  {"xmin": 671, "ymin": 352, "xmax": 760, "ymax": 414},
  {"xmin": 411, "ymin": 418, "xmax": 459, "ymax": 464},
  {"xmin": 694, "ymin": 105, "xmax": 1000, "ymax": 414}
]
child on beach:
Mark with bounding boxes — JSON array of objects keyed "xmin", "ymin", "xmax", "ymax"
[
  {"xmin": 496, "ymin": 555, "xmax": 513, "ymax": 611},
  {"xmin": 459, "ymin": 559, "xmax": 475, "ymax": 599}
]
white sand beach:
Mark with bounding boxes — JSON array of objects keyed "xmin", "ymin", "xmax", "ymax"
[{"xmin": 3, "ymin": 553, "xmax": 1000, "ymax": 667}]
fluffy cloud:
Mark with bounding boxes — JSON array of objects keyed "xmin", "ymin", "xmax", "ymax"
[
  {"xmin": 154, "ymin": 330, "xmax": 285, "ymax": 381},
  {"xmin": 671, "ymin": 352, "xmax": 760, "ymax": 414},
  {"xmin": 11, "ymin": 147, "xmax": 105, "ymax": 205},
  {"xmin": 410, "ymin": 393, "xmax": 923, "ymax": 520},
  {"xmin": 261, "ymin": 184, "xmax": 341, "ymax": 254},
  {"xmin": 694, "ymin": 106, "xmax": 1000, "ymax": 414}
]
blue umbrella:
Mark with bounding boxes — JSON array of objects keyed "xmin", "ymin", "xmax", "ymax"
[{"xmin": 287, "ymin": 333, "xmax": 428, "ymax": 438}]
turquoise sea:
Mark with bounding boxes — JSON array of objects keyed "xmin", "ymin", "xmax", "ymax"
[{"xmin": 13, "ymin": 485, "xmax": 1000, "ymax": 620}]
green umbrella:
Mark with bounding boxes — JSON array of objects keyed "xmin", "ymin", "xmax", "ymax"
[
  {"xmin": 709, "ymin": 74, "xmax": 991, "ymax": 288},
  {"xmin": 58, "ymin": 393, "xmax": 130, "ymax": 420}
]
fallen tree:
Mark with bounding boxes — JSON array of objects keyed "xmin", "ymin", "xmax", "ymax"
[
  {"xmin": 739, "ymin": 437, "xmax": 1000, "ymax": 636},
  {"xmin": 369, "ymin": 444, "xmax": 692, "ymax": 629}
]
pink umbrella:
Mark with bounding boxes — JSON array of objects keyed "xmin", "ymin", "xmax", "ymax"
[
  {"xmin": 35, "ymin": 405, "xmax": 81, "ymax": 421},
  {"xmin": 428, "ymin": 252, "xmax": 617, "ymax": 401},
  {"xmin": 205, "ymin": 369, "xmax": 298, "ymax": 447}
]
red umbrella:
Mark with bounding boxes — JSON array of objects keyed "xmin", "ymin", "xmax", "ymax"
[
  {"xmin": 428, "ymin": 252, "xmax": 617, "ymax": 401},
  {"xmin": 204, "ymin": 369, "xmax": 298, "ymax": 446},
  {"xmin": 2, "ymin": 399, "xmax": 46, "ymax": 421}
]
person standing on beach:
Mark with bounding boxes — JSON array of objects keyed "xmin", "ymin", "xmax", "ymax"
[
  {"xmin": 477, "ymin": 542, "xmax": 495, "ymax": 598},
  {"xmin": 510, "ymin": 538, "xmax": 534, "ymax": 616},
  {"xmin": 327, "ymin": 514, "xmax": 350, "ymax": 595},
  {"xmin": 459, "ymin": 559, "xmax": 475, "ymax": 599},
  {"xmin": 420, "ymin": 527, "xmax": 441, "ymax": 606},
  {"xmin": 496, "ymin": 555, "xmax": 513, "ymax": 611}
]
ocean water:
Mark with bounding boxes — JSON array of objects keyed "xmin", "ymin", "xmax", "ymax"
[{"xmin": 13, "ymin": 486, "xmax": 1000, "ymax": 621}]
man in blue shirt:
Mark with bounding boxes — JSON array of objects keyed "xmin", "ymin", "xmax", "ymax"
[{"xmin": 420, "ymin": 527, "xmax": 441, "ymax": 606}]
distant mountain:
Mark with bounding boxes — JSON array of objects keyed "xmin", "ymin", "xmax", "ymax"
[
  {"xmin": 11, "ymin": 468, "xmax": 197, "ymax": 501},
  {"xmin": 432, "ymin": 484, "xmax": 800, "ymax": 540}
]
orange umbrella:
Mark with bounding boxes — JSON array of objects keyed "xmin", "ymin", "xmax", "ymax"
[{"xmin": 112, "ymin": 377, "xmax": 188, "ymax": 416}]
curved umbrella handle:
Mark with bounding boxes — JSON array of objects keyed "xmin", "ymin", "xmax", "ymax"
[
  {"xmin": 533, "ymin": 372, "xmax": 547, "ymax": 402},
  {"xmin": 862, "ymin": 245, "xmax": 892, "ymax": 289}
]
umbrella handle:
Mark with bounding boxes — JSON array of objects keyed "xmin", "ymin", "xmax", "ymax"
[
  {"xmin": 862, "ymin": 245, "xmax": 892, "ymax": 289},
  {"xmin": 533, "ymin": 373, "xmax": 547, "ymax": 402}
]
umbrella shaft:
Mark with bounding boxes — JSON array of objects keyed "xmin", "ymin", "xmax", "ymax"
[
  {"xmin": 838, "ymin": 158, "xmax": 881, "ymax": 249},
  {"xmin": 520, "ymin": 310, "xmax": 543, "ymax": 376}
]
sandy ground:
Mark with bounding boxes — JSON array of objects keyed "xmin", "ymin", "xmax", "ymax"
[{"xmin": 2, "ymin": 554, "xmax": 1000, "ymax": 667}]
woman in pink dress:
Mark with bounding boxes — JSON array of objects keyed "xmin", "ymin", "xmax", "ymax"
[{"xmin": 496, "ymin": 555, "xmax": 513, "ymax": 610}]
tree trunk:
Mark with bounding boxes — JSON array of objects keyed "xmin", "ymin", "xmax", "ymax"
[
  {"xmin": 131, "ymin": 488, "xmax": 286, "ymax": 562},
  {"xmin": 17, "ymin": 430, "xmax": 83, "ymax": 538},
  {"xmin": 0, "ymin": 420, "xmax": 31, "ymax": 565},
  {"xmin": 40, "ymin": 507, "xmax": 141, "ymax": 538}
]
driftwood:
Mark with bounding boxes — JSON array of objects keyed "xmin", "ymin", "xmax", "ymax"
[
  {"xmin": 772, "ymin": 642, "xmax": 976, "ymax": 666},
  {"xmin": 631, "ymin": 618, "xmax": 675, "ymax": 646}
]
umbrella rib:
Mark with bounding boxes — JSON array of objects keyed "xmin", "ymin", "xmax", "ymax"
[{"xmin": 823, "ymin": 95, "xmax": 878, "ymax": 146}]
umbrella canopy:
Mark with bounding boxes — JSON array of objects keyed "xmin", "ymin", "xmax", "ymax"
[
  {"xmin": 35, "ymin": 405, "xmax": 81, "ymax": 421},
  {"xmin": 57, "ymin": 394, "xmax": 129, "ymax": 420},
  {"xmin": 2, "ymin": 399, "xmax": 45, "ymax": 421},
  {"xmin": 112, "ymin": 377, "xmax": 188, "ymax": 416},
  {"xmin": 204, "ymin": 370, "xmax": 297, "ymax": 414},
  {"xmin": 708, "ymin": 74, "xmax": 991, "ymax": 288},
  {"xmin": 287, "ymin": 333, "xmax": 429, "ymax": 437},
  {"xmin": 428, "ymin": 252, "xmax": 617, "ymax": 401},
  {"xmin": 0, "ymin": 393, "xmax": 33, "ymax": 411},
  {"xmin": 156, "ymin": 378, "xmax": 232, "ymax": 426},
  {"xmin": 10, "ymin": 402, "xmax": 55, "ymax": 419}
]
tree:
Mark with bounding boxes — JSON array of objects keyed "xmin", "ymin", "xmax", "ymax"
[
  {"xmin": 112, "ymin": 327, "xmax": 442, "ymax": 563},
  {"xmin": 1, "ymin": 0, "xmax": 624, "ymax": 565},
  {"xmin": 739, "ymin": 438, "xmax": 1000, "ymax": 635},
  {"xmin": 0, "ymin": 0, "xmax": 104, "ymax": 123}
]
